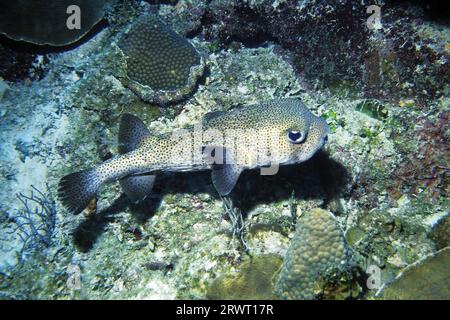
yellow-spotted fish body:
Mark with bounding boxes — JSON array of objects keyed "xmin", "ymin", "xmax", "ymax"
[{"xmin": 58, "ymin": 99, "xmax": 329, "ymax": 214}]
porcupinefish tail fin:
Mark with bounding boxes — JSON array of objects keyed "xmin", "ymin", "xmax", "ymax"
[
  {"xmin": 118, "ymin": 113, "xmax": 155, "ymax": 202},
  {"xmin": 58, "ymin": 169, "xmax": 101, "ymax": 215}
]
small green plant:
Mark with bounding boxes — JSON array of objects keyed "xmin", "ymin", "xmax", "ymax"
[{"xmin": 321, "ymin": 109, "xmax": 338, "ymax": 133}]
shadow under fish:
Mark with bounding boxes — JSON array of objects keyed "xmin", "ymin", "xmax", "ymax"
[{"xmin": 72, "ymin": 150, "xmax": 348, "ymax": 252}]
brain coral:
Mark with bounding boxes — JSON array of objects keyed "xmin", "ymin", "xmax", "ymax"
[
  {"xmin": 273, "ymin": 208, "xmax": 351, "ymax": 300},
  {"xmin": 118, "ymin": 14, "xmax": 205, "ymax": 105},
  {"xmin": 0, "ymin": 0, "xmax": 107, "ymax": 46}
]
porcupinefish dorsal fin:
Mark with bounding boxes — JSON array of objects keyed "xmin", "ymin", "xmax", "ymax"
[
  {"xmin": 203, "ymin": 146, "xmax": 243, "ymax": 195},
  {"xmin": 118, "ymin": 113, "xmax": 151, "ymax": 154},
  {"xmin": 118, "ymin": 113, "xmax": 155, "ymax": 202},
  {"xmin": 202, "ymin": 110, "xmax": 225, "ymax": 125}
]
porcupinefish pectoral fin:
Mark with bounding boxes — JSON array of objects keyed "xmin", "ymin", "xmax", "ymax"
[
  {"xmin": 211, "ymin": 164, "xmax": 242, "ymax": 196},
  {"xmin": 120, "ymin": 174, "xmax": 156, "ymax": 203},
  {"xmin": 204, "ymin": 146, "xmax": 243, "ymax": 196},
  {"xmin": 118, "ymin": 113, "xmax": 151, "ymax": 154},
  {"xmin": 118, "ymin": 113, "xmax": 155, "ymax": 201}
]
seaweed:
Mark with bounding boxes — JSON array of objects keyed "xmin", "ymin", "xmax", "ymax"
[{"xmin": 390, "ymin": 110, "xmax": 449, "ymax": 203}]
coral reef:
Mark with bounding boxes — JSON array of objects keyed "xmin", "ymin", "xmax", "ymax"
[
  {"xmin": 378, "ymin": 247, "xmax": 450, "ymax": 299},
  {"xmin": 117, "ymin": 13, "xmax": 205, "ymax": 105},
  {"xmin": 388, "ymin": 109, "xmax": 449, "ymax": 203},
  {"xmin": 0, "ymin": 0, "xmax": 108, "ymax": 46},
  {"xmin": 158, "ymin": 0, "xmax": 208, "ymax": 37},
  {"xmin": 199, "ymin": 0, "xmax": 449, "ymax": 101},
  {"xmin": 273, "ymin": 208, "xmax": 353, "ymax": 300},
  {"xmin": 206, "ymin": 255, "xmax": 282, "ymax": 299},
  {"xmin": 430, "ymin": 214, "xmax": 450, "ymax": 250},
  {"xmin": 0, "ymin": 0, "xmax": 447, "ymax": 300}
]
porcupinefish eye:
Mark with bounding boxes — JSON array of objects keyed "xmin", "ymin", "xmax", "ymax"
[{"xmin": 287, "ymin": 130, "xmax": 306, "ymax": 144}]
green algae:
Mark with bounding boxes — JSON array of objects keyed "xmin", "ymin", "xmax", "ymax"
[{"xmin": 345, "ymin": 227, "xmax": 366, "ymax": 246}]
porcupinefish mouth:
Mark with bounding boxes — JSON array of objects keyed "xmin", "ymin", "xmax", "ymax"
[{"xmin": 295, "ymin": 121, "xmax": 330, "ymax": 163}]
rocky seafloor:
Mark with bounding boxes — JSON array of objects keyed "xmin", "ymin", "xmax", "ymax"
[{"xmin": 0, "ymin": 0, "xmax": 448, "ymax": 299}]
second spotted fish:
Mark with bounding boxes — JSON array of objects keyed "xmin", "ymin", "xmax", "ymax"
[{"xmin": 58, "ymin": 98, "xmax": 329, "ymax": 214}]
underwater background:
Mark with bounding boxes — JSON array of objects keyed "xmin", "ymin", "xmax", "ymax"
[{"xmin": 0, "ymin": 0, "xmax": 448, "ymax": 300}]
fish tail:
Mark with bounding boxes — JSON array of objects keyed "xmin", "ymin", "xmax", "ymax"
[
  {"xmin": 58, "ymin": 168, "xmax": 102, "ymax": 215},
  {"xmin": 59, "ymin": 113, "xmax": 154, "ymax": 214}
]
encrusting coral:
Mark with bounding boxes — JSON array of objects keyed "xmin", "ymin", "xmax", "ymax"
[
  {"xmin": 378, "ymin": 247, "xmax": 450, "ymax": 299},
  {"xmin": 0, "ymin": 0, "xmax": 108, "ymax": 46},
  {"xmin": 117, "ymin": 14, "xmax": 205, "ymax": 105},
  {"xmin": 206, "ymin": 255, "xmax": 283, "ymax": 300}
]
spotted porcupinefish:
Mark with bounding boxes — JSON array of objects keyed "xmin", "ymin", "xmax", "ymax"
[{"xmin": 58, "ymin": 98, "xmax": 329, "ymax": 214}]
